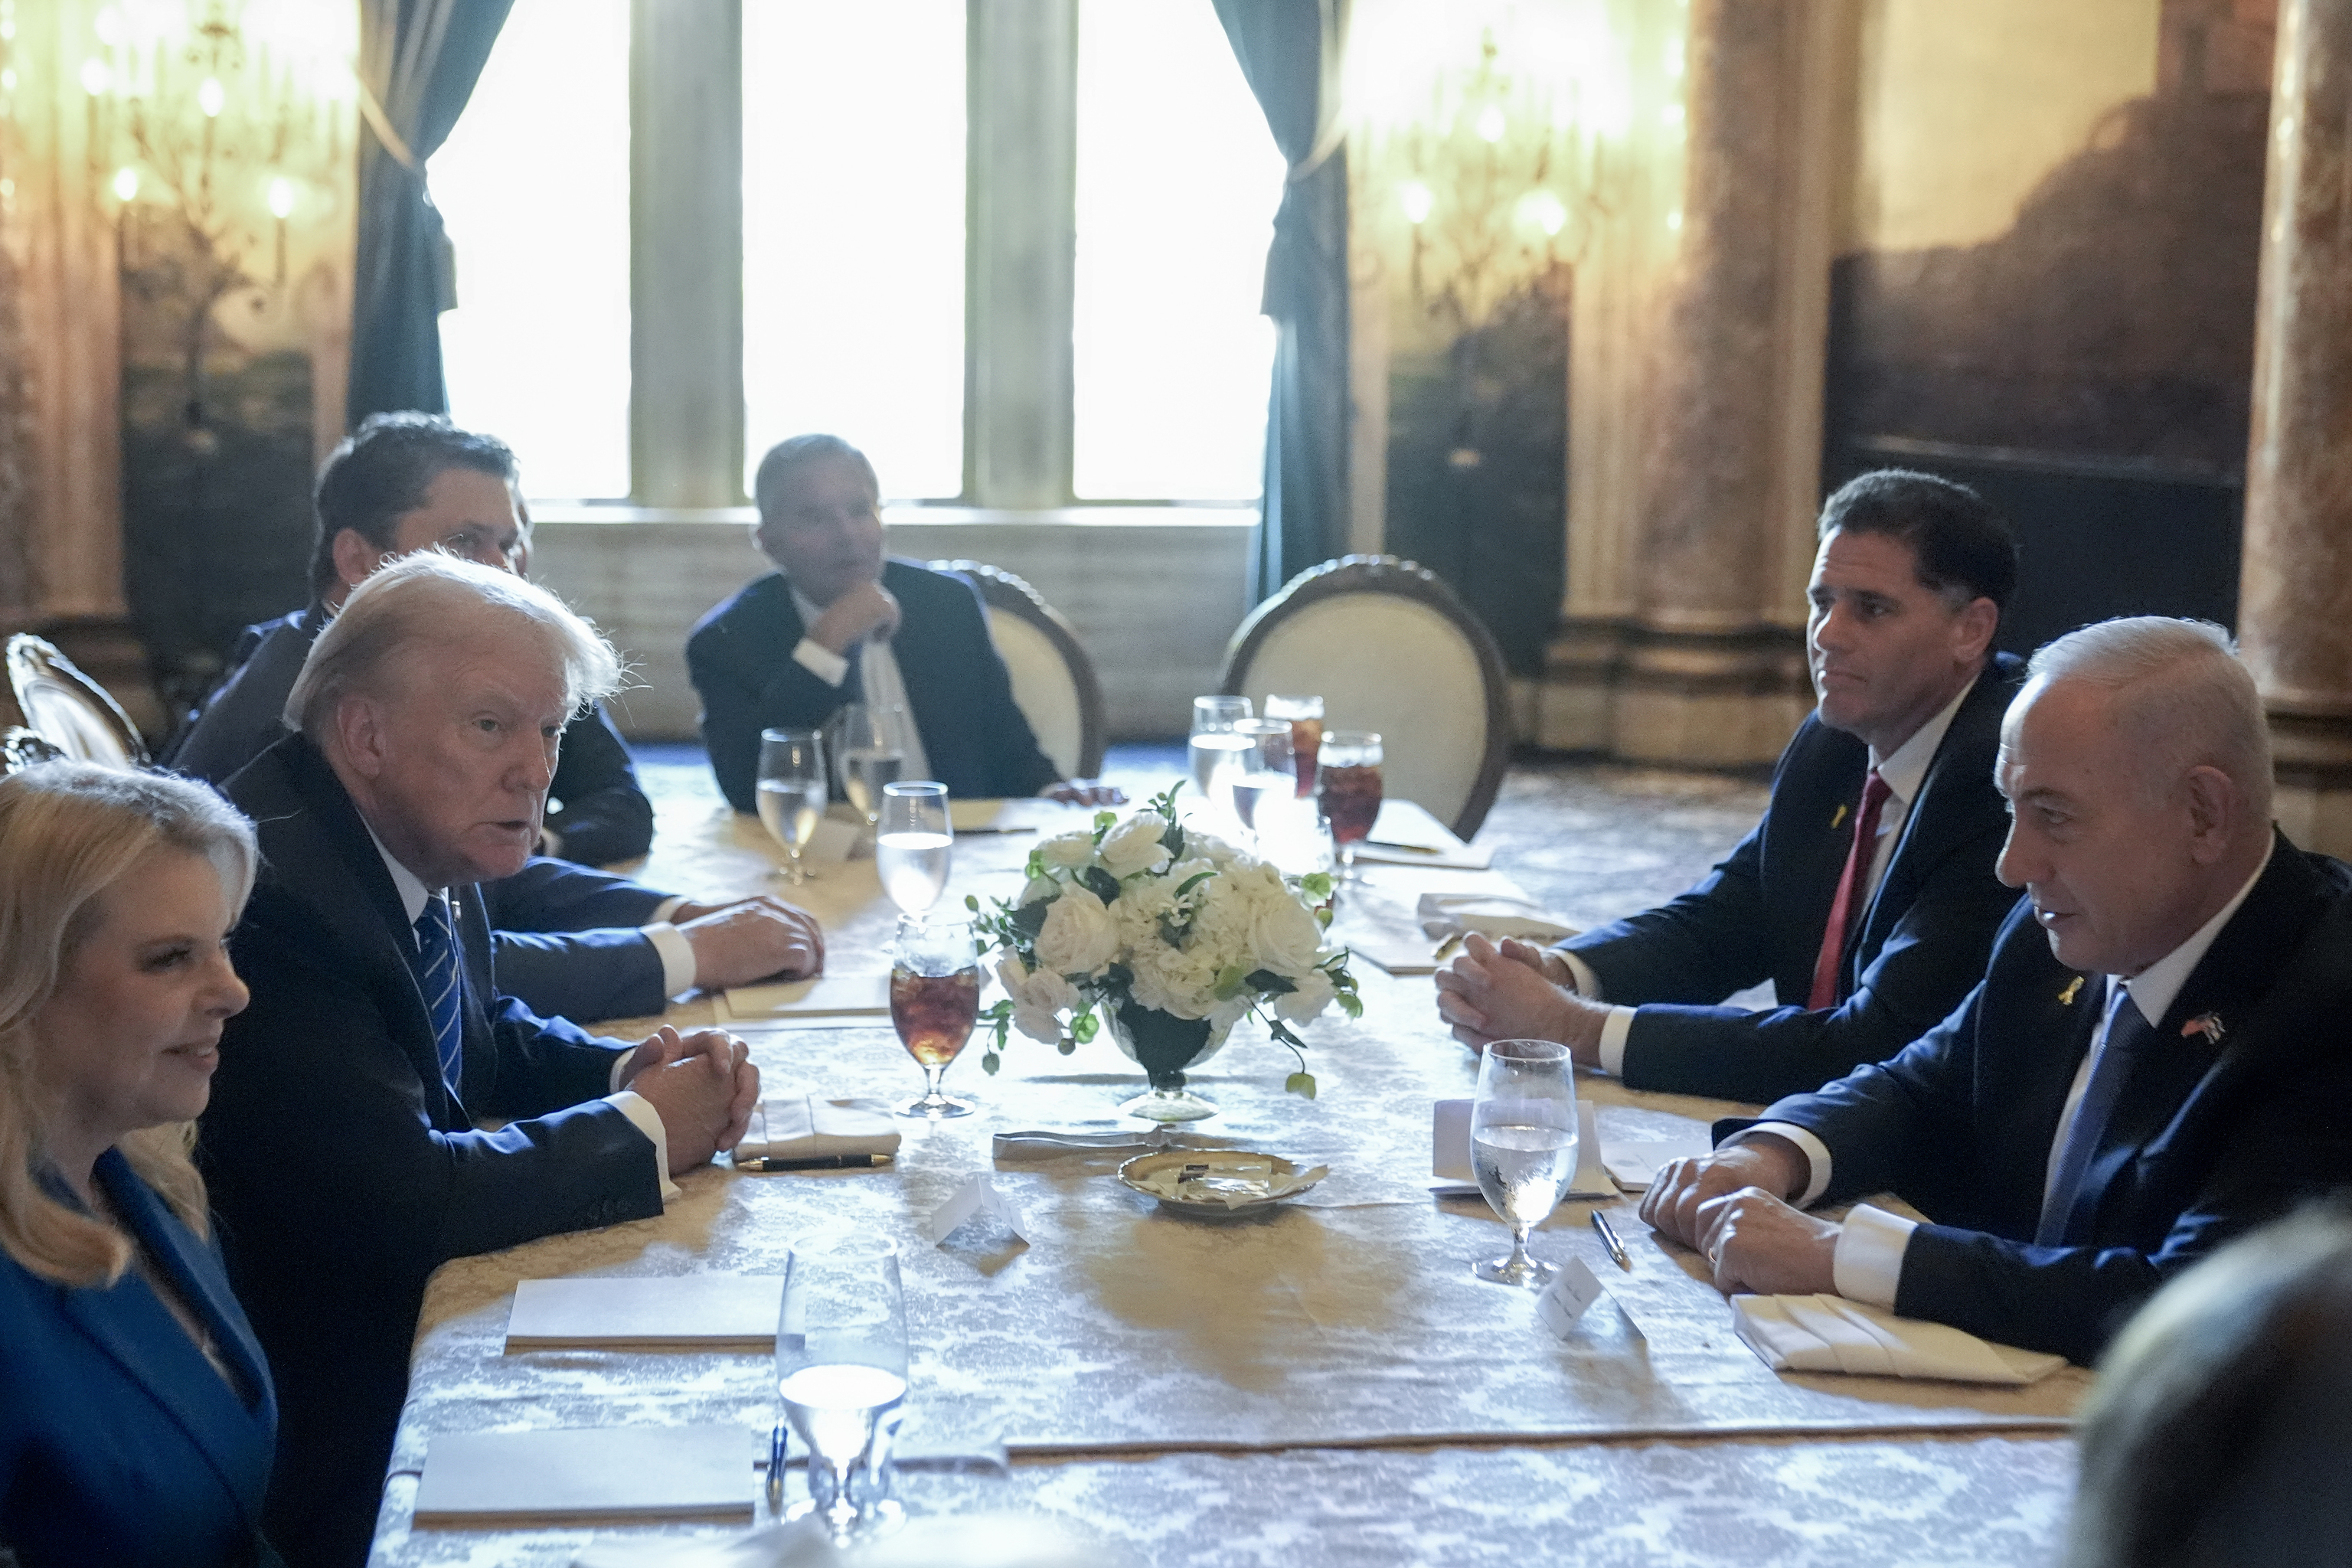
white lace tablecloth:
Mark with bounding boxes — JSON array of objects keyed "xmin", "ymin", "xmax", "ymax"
[{"xmin": 371, "ymin": 802, "xmax": 2084, "ymax": 1565}]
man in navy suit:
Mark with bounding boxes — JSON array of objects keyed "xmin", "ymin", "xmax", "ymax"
[
  {"xmin": 1644, "ymin": 618, "xmax": 2352, "ymax": 1364},
  {"xmin": 1436, "ymin": 470, "xmax": 2024, "ymax": 1104},
  {"xmin": 201, "ymin": 554, "xmax": 761, "ymax": 1566},
  {"xmin": 688, "ymin": 433, "xmax": 1119, "ymax": 812},
  {"xmin": 168, "ymin": 413, "xmax": 821, "ymax": 1021}
]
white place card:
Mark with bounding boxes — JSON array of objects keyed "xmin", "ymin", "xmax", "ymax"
[
  {"xmin": 411, "ymin": 1425, "xmax": 756, "ymax": 1527},
  {"xmin": 504, "ymin": 1276, "xmax": 782, "ymax": 1353},
  {"xmin": 718, "ymin": 973, "xmax": 892, "ymax": 1024},
  {"xmin": 1535, "ymin": 1256, "xmax": 1609, "ymax": 1338},
  {"xmin": 1431, "ymin": 1099, "xmax": 1614, "ymax": 1199},
  {"xmin": 927, "ymin": 1174, "xmax": 1026, "ymax": 1246},
  {"xmin": 1600, "ymin": 1126, "xmax": 1717, "ymax": 1191}
]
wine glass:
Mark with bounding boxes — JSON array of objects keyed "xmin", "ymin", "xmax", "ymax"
[
  {"xmin": 757, "ymin": 728, "xmax": 828, "ymax": 885},
  {"xmin": 1187, "ymin": 695, "xmax": 1252, "ymax": 823},
  {"xmin": 1227, "ymin": 717, "xmax": 1295, "ymax": 848},
  {"xmin": 891, "ymin": 916, "xmax": 980, "ymax": 1119},
  {"xmin": 1470, "ymin": 1038, "xmax": 1579, "ymax": 1288},
  {"xmin": 1316, "ymin": 730, "xmax": 1383, "ymax": 882},
  {"xmin": 1261, "ymin": 693, "xmax": 1325, "ymax": 798},
  {"xmin": 833, "ymin": 704, "xmax": 904, "ymax": 839},
  {"xmin": 774, "ymin": 1229, "xmax": 909, "ymax": 1540},
  {"xmin": 876, "ymin": 782, "xmax": 952, "ymax": 923}
]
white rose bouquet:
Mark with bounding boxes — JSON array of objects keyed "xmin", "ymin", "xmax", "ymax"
[{"xmin": 967, "ymin": 786, "xmax": 1362, "ymax": 1098}]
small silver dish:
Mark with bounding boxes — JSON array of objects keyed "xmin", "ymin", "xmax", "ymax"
[{"xmin": 1117, "ymin": 1148, "xmax": 1327, "ymax": 1218}]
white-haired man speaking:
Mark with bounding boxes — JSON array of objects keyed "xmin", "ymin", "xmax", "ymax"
[
  {"xmin": 1642, "ymin": 617, "xmax": 2352, "ymax": 1366},
  {"xmin": 199, "ymin": 554, "xmax": 760, "ymax": 1568}
]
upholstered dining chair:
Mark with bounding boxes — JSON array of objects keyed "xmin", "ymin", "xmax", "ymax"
[
  {"xmin": 5, "ymin": 635, "xmax": 149, "ymax": 767},
  {"xmin": 1220, "ymin": 554, "xmax": 1512, "ymax": 839},
  {"xmin": 933, "ymin": 560, "xmax": 1108, "ymax": 782}
]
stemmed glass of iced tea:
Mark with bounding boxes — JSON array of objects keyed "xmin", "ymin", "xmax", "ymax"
[
  {"xmin": 1316, "ymin": 730, "xmax": 1383, "ymax": 882},
  {"xmin": 890, "ymin": 916, "xmax": 980, "ymax": 1119}
]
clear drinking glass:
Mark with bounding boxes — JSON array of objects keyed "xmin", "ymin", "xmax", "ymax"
[
  {"xmin": 1261, "ymin": 693, "xmax": 1325, "ymax": 798},
  {"xmin": 1187, "ymin": 694, "xmax": 1253, "ymax": 821},
  {"xmin": 833, "ymin": 704, "xmax": 905, "ymax": 837},
  {"xmin": 775, "ymin": 1229, "xmax": 909, "ymax": 1540},
  {"xmin": 1471, "ymin": 1038, "xmax": 1579, "ymax": 1288},
  {"xmin": 876, "ymin": 782, "xmax": 952, "ymax": 922},
  {"xmin": 1315, "ymin": 730, "xmax": 1383, "ymax": 883},
  {"xmin": 1227, "ymin": 717, "xmax": 1295, "ymax": 845},
  {"xmin": 892, "ymin": 916, "xmax": 980, "ymax": 1119},
  {"xmin": 757, "ymin": 728, "xmax": 828, "ymax": 885}
]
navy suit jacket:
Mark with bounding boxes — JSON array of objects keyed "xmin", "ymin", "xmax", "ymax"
[
  {"xmin": 164, "ymin": 606, "xmax": 678, "ymax": 1021},
  {"xmin": 0, "ymin": 1151, "xmax": 279, "ymax": 1568},
  {"xmin": 1749, "ymin": 834, "xmax": 2352, "ymax": 1364},
  {"xmin": 202, "ymin": 734, "xmax": 664, "ymax": 1566},
  {"xmin": 1563, "ymin": 654, "xmax": 2025, "ymax": 1102},
  {"xmin": 687, "ymin": 559, "xmax": 1060, "ymax": 813}
]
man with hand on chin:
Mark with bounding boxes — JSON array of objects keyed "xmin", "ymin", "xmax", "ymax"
[
  {"xmin": 1643, "ymin": 619, "xmax": 2352, "ymax": 1365},
  {"xmin": 689, "ymin": 433, "xmax": 1122, "ymax": 813},
  {"xmin": 1436, "ymin": 470, "xmax": 2024, "ymax": 1105},
  {"xmin": 201, "ymin": 554, "xmax": 761, "ymax": 1568}
]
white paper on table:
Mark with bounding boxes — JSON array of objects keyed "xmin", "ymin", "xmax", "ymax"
[
  {"xmin": 1431, "ymin": 1098, "xmax": 1613, "ymax": 1199},
  {"xmin": 732, "ymin": 1096, "xmax": 901, "ymax": 1164},
  {"xmin": 1600, "ymin": 1125, "xmax": 1717, "ymax": 1191},
  {"xmin": 505, "ymin": 1276, "xmax": 783, "ymax": 1352},
  {"xmin": 1348, "ymin": 934, "xmax": 1444, "ymax": 976},
  {"xmin": 1731, "ymin": 1294, "xmax": 2068, "ymax": 1384},
  {"xmin": 1415, "ymin": 890, "xmax": 1576, "ymax": 944},
  {"xmin": 1535, "ymin": 1256, "xmax": 1609, "ymax": 1337},
  {"xmin": 719, "ymin": 973, "xmax": 891, "ymax": 1024},
  {"xmin": 413, "ymin": 1425, "xmax": 755, "ymax": 1525},
  {"xmin": 950, "ymin": 798, "xmax": 1081, "ymax": 834},
  {"xmin": 927, "ymin": 1174, "xmax": 1026, "ymax": 1245}
]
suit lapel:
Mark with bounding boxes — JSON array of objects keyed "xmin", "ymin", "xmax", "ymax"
[
  {"xmin": 1772, "ymin": 719, "xmax": 1865, "ymax": 999},
  {"xmin": 1991, "ymin": 957, "xmax": 2106, "ymax": 1234}
]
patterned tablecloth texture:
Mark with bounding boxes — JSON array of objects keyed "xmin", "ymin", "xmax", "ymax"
[{"xmin": 371, "ymin": 797, "xmax": 2084, "ymax": 1566}]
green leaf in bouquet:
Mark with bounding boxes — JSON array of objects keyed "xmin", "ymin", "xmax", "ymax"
[
  {"xmin": 1213, "ymin": 965, "xmax": 1249, "ymax": 1000},
  {"xmin": 1160, "ymin": 819, "xmax": 1187, "ymax": 861},
  {"xmin": 1081, "ymin": 865, "xmax": 1122, "ymax": 905},
  {"xmin": 1072, "ymin": 1010, "xmax": 1099, "ymax": 1044},
  {"xmin": 1093, "ymin": 810, "xmax": 1118, "ymax": 840},
  {"xmin": 1243, "ymin": 968, "xmax": 1296, "ymax": 995},
  {"xmin": 1298, "ymin": 871, "xmax": 1334, "ymax": 900},
  {"xmin": 1314, "ymin": 904, "xmax": 1333, "ymax": 929},
  {"xmin": 982, "ymin": 1050, "xmax": 1001, "ymax": 1076},
  {"xmin": 1056, "ymin": 1036, "xmax": 1077, "ymax": 1055},
  {"xmin": 1173, "ymin": 870, "xmax": 1214, "ymax": 900},
  {"xmin": 1336, "ymin": 991, "xmax": 1364, "ymax": 1019},
  {"xmin": 1285, "ymin": 1071, "xmax": 1317, "ymax": 1100},
  {"xmin": 1011, "ymin": 899, "xmax": 1050, "ymax": 939}
]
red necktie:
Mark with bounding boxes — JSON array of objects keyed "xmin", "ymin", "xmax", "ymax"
[{"xmin": 1808, "ymin": 769, "xmax": 1892, "ymax": 1010}]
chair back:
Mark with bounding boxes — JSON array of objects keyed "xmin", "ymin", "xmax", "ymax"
[
  {"xmin": 1222, "ymin": 555, "xmax": 1511, "ymax": 838},
  {"xmin": 933, "ymin": 560, "xmax": 1106, "ymax": 780},
  {"xmin": 5, "ymin": 635, "xmax": 149, "ymax": 767},
  {"xmin": 2, "ymin": 727, "xmax": 67, "ymax": 775}
]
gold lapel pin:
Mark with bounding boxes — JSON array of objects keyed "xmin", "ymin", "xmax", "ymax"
[
  {"xmin": 2059, "ymin": 976, "xmax": 2083, "ymax": 1006},
  {"xmin": 1830, "ymin": 803, "xmax": 1850, "ymax": 831}
]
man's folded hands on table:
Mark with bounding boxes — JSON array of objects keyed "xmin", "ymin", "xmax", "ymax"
[
  {"xmin": 618, "ymin": 1025, "xmax": 762, "ymax": 1174},
  {"xmin": 1641, "ymin": 1134, "xmax": 1841, "ymax": 1298}
]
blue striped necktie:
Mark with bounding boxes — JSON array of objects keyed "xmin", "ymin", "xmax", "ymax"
[
  {"xmin": 414, "ymin": 895, "xmax": 465, "ymax": 1100},
  {"xmin": 2036, "ymin": 982, "xmax": 2154, "ymax": 1246}
]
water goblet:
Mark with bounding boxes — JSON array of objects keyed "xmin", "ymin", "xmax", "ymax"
[
  {"xmin": 833, "ymin": 704, "xmax": 905, "ymax": 838},
  {"xmin": 876, "ymin": 782, "xmax": 952, "ymax": 922},
  {"xmin": 1261, "ymin": 693, "xmax": 1325, "ymax": 798},
  {"xmin": 757, "ymin": 728, "xmax": 828, "ymax": 885},
  {"xmin": 1187, "ymin": 694, "xmax": 1253, "ymax": 823},
  {"xmin": 1470, "ymin": 1038, "xmax": 1579, "ymax": 1288},
  {"xmin": 1227, "ymin": 717, "xmax": 1295, "ymax": 845},
  {"xmin": 1315, "ymin": 730, "xmax": 1383, "ymax": 882},
  {"xmin": 774, "ymin": 1229, "xmax": 909, "ymax": 1540},
  {"xmin": 892, "ymin": 916, "xmax": 980, "ymax": 1119}
]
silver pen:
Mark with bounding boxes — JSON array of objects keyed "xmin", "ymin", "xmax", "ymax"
[{"xmin": 1590, "ymin": 1208, "xmax": 1632, "ymax": 1271}]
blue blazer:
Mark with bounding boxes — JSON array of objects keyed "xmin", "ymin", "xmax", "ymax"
[
  {"xmin": 0, "ymin": 1150, "xmax": 278, "ymax": 1568},
  {"xmin": 202, "ymin": 733, "xmax": 664, "ymax": 1566},
  {"xmin": 1746, "ymin": 834, "xmax": 2352, "ymax": 1364},
  {"xmin": 1563, "ymin": 653, "xmax": 2026, "ymax": 1102},
  {"xmin": 687, "ymin": 559, "xmax": 1060, "ymax": 813}
]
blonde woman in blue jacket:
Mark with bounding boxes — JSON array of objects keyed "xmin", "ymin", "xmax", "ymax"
[{"xmin": 0, "ymin": 763, "xmax": 278, "ymax": 1568}]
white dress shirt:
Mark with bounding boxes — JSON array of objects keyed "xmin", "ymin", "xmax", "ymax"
[
  {"xmin": 367, "ymin": 826, "xmax": 678, "ymax": 1202},
  {"xmin": 1573, "ymin": 676, "xmax": 1980, "ymax": 1076},
  {"xmin": 1758, "ymin": 841, "xmax": 2274, "ymax": 1308}
]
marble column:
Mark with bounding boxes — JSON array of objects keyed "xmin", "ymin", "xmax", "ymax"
[{"xmin": 2239, "ymin": 0, "xmax": 2352, "ymax": 857}]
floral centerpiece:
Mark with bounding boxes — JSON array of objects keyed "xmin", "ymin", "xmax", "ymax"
[{"xmin": 967, "ymin": 786, "xmax": 1361, "ymax": 1119}]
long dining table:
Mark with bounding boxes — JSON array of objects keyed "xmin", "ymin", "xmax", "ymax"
[{"xmin": 368, "ymin": 786, "xmax": 2082, "ymax": 1566}]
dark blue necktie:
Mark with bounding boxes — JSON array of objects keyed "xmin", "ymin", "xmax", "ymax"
[
  {"xmin": 2036, "ymin": 982, "xmax": 2154, "ymax": 1246},
  {"xmin": 413, "ymin": 895, "xmax": 465, "ymax": 1101}
]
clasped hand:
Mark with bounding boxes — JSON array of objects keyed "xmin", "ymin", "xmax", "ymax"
[
  {"xmin": 669, "ymin": 895, "xmax": 825, "ymax": 988},
  {"xmin": 1432, "ymin": 933, "xmax": 1606, "ymax": 1061},
  {"xmin": 1638, "ymin": 1137, "xmax": 1841, "ymax": 1297},
  {"xmin": 618, "ymin": 1026, "xmax": 760, "ymax": 1175}
]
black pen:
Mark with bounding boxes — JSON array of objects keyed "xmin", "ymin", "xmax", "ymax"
[
  {"xmin": 1590, "ymin": 1208, "xmax": 1632, "ymax": 1270},
  {"xmin": 737, "ymin": 1153, "xmax": 894, "ymax": 1172}
]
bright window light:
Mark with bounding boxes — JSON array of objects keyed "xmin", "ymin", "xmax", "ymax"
[
  {"xmin": 434, "ymin": 0, "xmax": 631, "ymax": 501},
  {"xmin": 742, "ymin": 2, "xmax": 966, "ymax": 501},
  {"xmin": 1073, "ymin": 2, "xmax": 1282, "ymax": 501}
]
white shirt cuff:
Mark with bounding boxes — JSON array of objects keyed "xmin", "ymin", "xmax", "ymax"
[
  {"xmin": 652, "ymin": 894, "xmax": 688, "ymax": 923},
  {"xmin": 1558, "ymin": 950, "xmax": 1604, "ymax": 1000},
  {"xmin": 643, "ymin": 922, "xmax": 697, "ymax": 997},
  {"xmin": 1832, "ymin": 1203, "xmax": 1916, "ymax": 1308},
  {"xmin": 1596, "ymin": 1007, "xmax": 1637, "ymax": 1076},
  {"xmin": 792, "ymin": 637, "xmax": 851, "ymax": 686},
  {"xmin": 1734, "ymin": 1121, "xmax": 1834, "ymax": 1207},
  {"xmin": 605, "ymin": 1088, "xmax": 681, "ymax": 1202}
]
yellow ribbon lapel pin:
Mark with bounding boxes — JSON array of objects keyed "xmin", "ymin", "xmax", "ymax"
[{"xmin": 2058, "ymin": 976, "xmax": 2083, "ymax": 1007}]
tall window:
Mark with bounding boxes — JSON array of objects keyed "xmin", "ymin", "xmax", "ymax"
[
  {"xmin": 434, "ymin": 0, "xmax": 631, "ymax": 501},
  {"xmin": 437, "ymin": 2, "xmax": 1279, "ymax": 508}
]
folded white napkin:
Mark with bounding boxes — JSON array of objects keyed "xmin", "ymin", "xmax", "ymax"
[
  {"xmin": 730, "ymin": 1096, "xmax": 901, "ymax": 1165},
  {"xmin": 1416, "ymin": 891, "xmax": 1576, "ymax": 946},
  {"xmin": 1731, "ymin": 1294, "xmax": 2066, "ymax": 1384}
]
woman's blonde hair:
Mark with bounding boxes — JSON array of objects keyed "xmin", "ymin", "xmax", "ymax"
[{"xmin": 0, "ymin": 763, "xmax": 256, "ymax": 1287}]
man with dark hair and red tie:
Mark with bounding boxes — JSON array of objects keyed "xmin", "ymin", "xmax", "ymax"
[
  {"xmin": 1435, "ymin": 469, "xmax": 2024, "ymax": 1105},
  {"xmin": 1640, "ymin": 619, "xmax": 2352, "ymax": 1364}
]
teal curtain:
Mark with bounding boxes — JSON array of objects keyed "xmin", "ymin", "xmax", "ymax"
[
  {"xmin": 347, "ymin": 0, "xmax": 515, "ymax": 425},
  {"xmin": 1214, "ymin": 0, "xmax": 1352, "ymax": 603}
]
